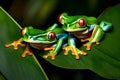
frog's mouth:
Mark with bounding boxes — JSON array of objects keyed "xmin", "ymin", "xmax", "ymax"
[
  {"xmin": 64, "ymin": 27, "xmax": 87, "ymax": 32},
  {"xmin": 63, "ymin": 23, "xmax": 87, "ymax": 32}
]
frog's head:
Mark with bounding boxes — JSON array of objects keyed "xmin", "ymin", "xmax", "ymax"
[
  {"xmin": 21, "ymin": 26, "xmax": 57, "ymax": 43},
  {"xmin": 58, "ymin": 13, "xmax": 97, "ymax": 32}
]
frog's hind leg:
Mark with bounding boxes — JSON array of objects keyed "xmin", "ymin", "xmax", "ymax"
[
  {"xmin": 21, "ymin": 44, "xmax": 33, "ymax": 57},
  {"xmin": 5, "ymin": 38, "xmax": 26, "ymax": 50},
  {"xmin": 82, "ymin": 25, "xmax": 99, "ymax": 50}
]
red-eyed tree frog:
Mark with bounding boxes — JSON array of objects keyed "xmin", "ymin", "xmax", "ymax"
[
  {"xmin": 5, "ymin": 24, "xmax": 68, "ymax": 60},
  {"xmin": 58, "ymin": 13, "xmax": 112, "ymax": 51}
]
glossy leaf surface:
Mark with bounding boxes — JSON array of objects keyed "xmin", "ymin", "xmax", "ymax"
[
  {"xmin": 39, "ymin": 4, "xmax": 120, "ymax": 79},
  {"xmin": 0, "ymin": 7, "xmax": 48, "ymax": 80}
]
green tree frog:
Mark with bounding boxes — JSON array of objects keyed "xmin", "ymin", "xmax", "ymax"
[
  {"xmin": 58, "ymin": 13, "xmax": 112, "ymax": 51},
  {"xmin": 5, "ymin": 24, "xmax": 68, "ymax": 60}
]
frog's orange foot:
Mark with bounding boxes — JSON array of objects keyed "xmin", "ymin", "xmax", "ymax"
[
  {"xmin": 63, "ymin": 46, "xmax": 87, "ymax": 60},
  {"xmin": 43, "ymin": 53, "xmax": 56, "ymax": 60},
  {"xmin": 5, "ymin": 39, "xmax": 26, "ymax": 50},
  {"xmin": 83, "ymin": 43, "xmax": 92, "ymax": 50},
  {"xmin": 21, "ymin": 46, "xmax": 32, "ymax": 57},
  {"xmin": 73, "ymin": 48, "xmax": 87, "ymax": 59},
  {"xmin": 63, "ymin": 46, "xmax": 73, "ymax": 55},
  {"xmin": 77, "ymin": 50, "xmax": 87, "ymax": 56}
]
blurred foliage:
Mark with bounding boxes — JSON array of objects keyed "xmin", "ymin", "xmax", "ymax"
[
  {"xmin": 0, "ymin": 73, "xmax": 6, "ymax": 80},
  {"xmin": 0, "ymin": 0, "xmax": 119, "ymax": 27}
]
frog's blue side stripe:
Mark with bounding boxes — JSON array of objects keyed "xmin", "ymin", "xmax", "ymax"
[
  {"xmin": 56, "ymin": 33, "xmax": 68, "ymax": 40},
  {"xmin": 88, "ymin": 24, "xmax": 96, "ymax": 31},
  {"xmin": 68, "ymin": 33, "xmax": 76, "ymax": 46}
]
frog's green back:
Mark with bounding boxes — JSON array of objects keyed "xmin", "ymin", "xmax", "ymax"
[
  {"xmin": 46, "ymin": 23, "xmax": 65, "ymax": 34},
  {"xmin": 27, "ymin": 27, "xmax": 46, "ymax": 36},
  {"xmin": 52, "ymin": 28, "xmax": 64, "ymax": 34}
]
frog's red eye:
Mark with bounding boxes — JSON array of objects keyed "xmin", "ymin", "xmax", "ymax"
[
  {"xmin": 48, "ymin": 32, "xmax": 56, "ymax": 40},
  {"xmin": 21, "ymin": 27, "xmax": 26, "ymax": 35},
  {"xmin": 58, "ymin": 14, "xmax": 62, "ymax": 22},
  {"xmin": 78, "ymin": 18, "xmax": 86, "ymax": 26}
]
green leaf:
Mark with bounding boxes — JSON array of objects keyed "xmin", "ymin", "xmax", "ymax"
[
  {"xmin": 0, "ymin": 73, "xmax": 6, "ymax": 80},
  {"xmin": 0, "ymin": 7, "xmax": 48, "ymax": 80},
  {"xmin": 39, "ymin": 4, "xmax": 120, "ymax": 79}
]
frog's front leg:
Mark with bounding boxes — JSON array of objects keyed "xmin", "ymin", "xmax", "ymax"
[
  {"xmin": 43, "ymin": 46, "xmax": 55, "ymax": 60},
  {"xmin": 63, "ymin": 35, "xmax": 87, "ymax": 59},
  {"xmin": 21, "ymin": 44, "xmax": 33, "ymax": 57},
  {"xmin": 43, "ymin": 34, "xmax": 67, "ymax": 60},
  {"xmin": 43, "ymin": 39, "xmax": 63, "ymax": 60},
  {"xmin": 5, "ymin": 38, "xmax": 26, "ymax": 50}
]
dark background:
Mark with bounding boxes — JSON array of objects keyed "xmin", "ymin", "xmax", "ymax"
[{"xmin": 0, "ymin": 0, "xmax": 119, "ymax": 80}]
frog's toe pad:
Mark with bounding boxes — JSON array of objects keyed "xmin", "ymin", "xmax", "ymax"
[
  {"xmin": 43, "ymin": 55, "xmax": 48, "ymax": 59},
  {"xmin": 5, "ymin": 44, "xmax": 11, "ymax": 47},
  {"xmin": 43, "ymin": 53, "xmax": 56, "ymax": 60},
  {"xmin": 75, "ymin": 55, "xmax": 80, "ymax": 60},
  {"xmin": 21, "ymin": 54, "xmax": 26, "ymax": 58},
  {"xmin": 96, "ymin": 42, "xmax": 100, "ymax": 45},
  {"xmin": 80, "ymin": 51, "xmax": 87, "ymax": 55}
]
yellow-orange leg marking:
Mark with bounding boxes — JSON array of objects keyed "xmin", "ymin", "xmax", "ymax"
[
  {"xmin": 21, "ymin": 45, "xmax": 32, "ymax": 57},
  {"xmin": 5, "ymin": 38, "xmax": 26, "ymax": 50}
]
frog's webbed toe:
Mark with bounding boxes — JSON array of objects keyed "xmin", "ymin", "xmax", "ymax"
[
  {"xmin": 63, "ymin": 46, "xmax": 87, "ymax": 59},
  {"xmin": 43, "ymin": 52, "xmax": 56, "ymax": 60},
  {"xmin": 83, "ymin": 41, "xmax": 100, "ymax": 50},
  {"xmin": 83, "ymin": 43, "xmax": 91, "ymax": 50},
  {"xmin": 21, "ymin": 45, "xmax": 33, "ymax": 57},
  {"xmin": 5, "ymin": 39, "xmax": 26, "ymax": 50}
]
